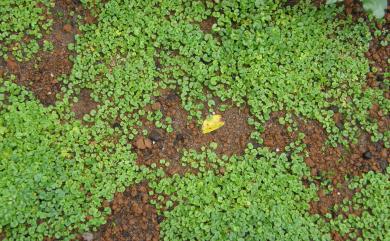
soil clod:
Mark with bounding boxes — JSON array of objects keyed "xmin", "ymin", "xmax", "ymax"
[
  {"xmin": 135, "ymin": 137, "xmax": 153, "ymax": 150},
  {"xmin": 63, "ymin": 24, "xmax": 73, "ymax": 33},
  {"xmin": 151, "ymin": 102, "xmax": 161, "ymax": 111},
  {"xmin": 157, "ymin": 215, "xmax": 164, "ymax": 224}
]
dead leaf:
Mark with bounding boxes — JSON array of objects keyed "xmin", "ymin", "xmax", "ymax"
[{"xmin": 202, "ymin": 114, "xmax": 224, "ymax": 134}]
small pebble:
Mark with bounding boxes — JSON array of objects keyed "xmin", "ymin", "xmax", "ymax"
[
  {"xmin": 82, "ymin": 232, "xmax": 93, "ymax": 241},
  {"xmin": 135, "ymin": 136, "xmax": 147, "ymax": 149},
  {"xmin": 362, "ymin": 151, "xmax": 372, "ymax": 160},
  {"xmin": 144, "ymin": 138, "xmax": 152, "ymax": 149},
  {"xmin": 112, "ymin": 122, "xmax": 121, "ymax": 129},
  {"xmin": 376, "ymin": 74, "xmax": 384, "ymax": 82},
  {"xmin": 149, "ymin": 129, "xmax": 162, "ymax": 142},
  {"xmin": 157, "ymin": 215, "xmax": 164, "ymax": 223}
]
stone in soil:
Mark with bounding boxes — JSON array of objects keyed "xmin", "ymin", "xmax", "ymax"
[
  {"xmin": 362, "ymin": 151, "xmax": 372, "ymax": 160},
  {"xmin": 151, "ymin": 102, "xmax": 161, "ymax": 111},
  {"xmin": 82, "ymin": 232, "xmax": 93, "ymax": 241},
  {"xmin": 63, "ymin": 24, "xmax": 73, "ymax": 33},
  {"xmin": 149, "ymin": 129, "xmax": 163, "ymax": 142}
]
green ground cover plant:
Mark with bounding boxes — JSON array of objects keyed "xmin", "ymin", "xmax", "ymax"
[
  {"xmin": 0, "ymin": 0, "xmax": 389, "ymax": 240},
  {"xmin": 0, "ymin": 0, "xmax": 54, "ymax": 61},
  {"xmin": 0, "ymin": 79, "xmax": 140, "ymax": 240},
  {"xmin": 151, "ymin": 143, "xmax": 332, "ymax": 240},
  {"xmin": 330, "ymin": 169, "xmax": 390, "ymax": 240}
]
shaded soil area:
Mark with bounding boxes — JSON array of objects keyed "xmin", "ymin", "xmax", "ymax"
[
  {"xmin": 133, "ymin": 90, "xmax": 253, "ymax": 176},
  {"xmin": 84, "ymin": 183, "xmax": 160, "ymax": 241}
]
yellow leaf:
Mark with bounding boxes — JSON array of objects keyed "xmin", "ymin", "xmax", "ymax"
[{"xmin": 202, "ymin": 115, "xmax": 225, "ymax": 134}]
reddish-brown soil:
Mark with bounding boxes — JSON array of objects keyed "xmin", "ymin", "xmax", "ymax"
[
  {"xmin": 319, "ymin": 5, "xmax": 388, "ymax": 241},
  {"xmin": 133, "ymin": 90, "xmax": 253, "ymax": 176},
  {"xmin": 0, "ymin": 0, "xmax": 82, "ymax": 105},
  {"xmin": 78, "ymin": 92, "xmax": 253, "ymax": 241},
  {"xmin": 261, "ymin": 112, "xmax": 296, "ymax": 152},
  {"xmin": 199, "ymin": 16, "xmax": 217, "ymax": 33},
  {"xmin": 304, "ymin": 123, "xmax": 387, "ymax": 212},
  {"xmin": 86, "ymin": 182, "xmax": 160, "ymax": 241},
  {"xmin": 72, "ymin": 89, "xmax": 99, "ymax": 119},
  {"xmin": 261, "ymin": 112, "xmax": 388, "ymax": 240}
]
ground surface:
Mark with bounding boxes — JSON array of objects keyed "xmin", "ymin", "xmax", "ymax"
[{"xmin": 0, "ymin": 0, "xmax": 389, "ymax": 241}]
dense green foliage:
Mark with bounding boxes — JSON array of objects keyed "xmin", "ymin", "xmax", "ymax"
[
  {"xmin": 152, "ymin": 145, "xmax": 332, "ymax": 240},
  {"xmin": 330, "ymin": 169, "xmax": 390, "ymax": 240},
  {"xmin": 0, "ymin": 79, "xmax": 140, "ymax": 240},
  {"xmin": 0, "ymin": 0, "xmax": 54, "ymax": 61},
  {"xmin": 0, "ymin": 0, "xmax": 389, "ymax": 240}
]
